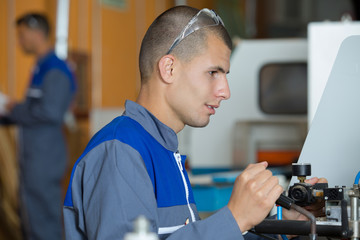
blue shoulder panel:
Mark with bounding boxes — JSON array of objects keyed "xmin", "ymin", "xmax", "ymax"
[
  {"xmin": 63, "ymin": 116, "xmax": 123, "ymax": 207},
  {"xmin": 64, "ymin": 116, "xmax": 195, "ymax": 208},
  {"xmin": 31, "ymin": 51, "xmax": 76, "ymax": 93}
]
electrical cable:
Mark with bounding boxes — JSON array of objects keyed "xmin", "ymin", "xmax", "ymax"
[
  {"xmin": 355, "ymin": 171, "xmax": 360, "ymax": 184},
  {"xmin": 276, "ymin": 194, "xmax": 317, "ymax": 240},
  {"xmin": 291, "ymin": 204, "xmax": 317, "ymax": 240},
  {"xmin": 277, "ymin": 206, "xmax": 289, "ymax": 240}
]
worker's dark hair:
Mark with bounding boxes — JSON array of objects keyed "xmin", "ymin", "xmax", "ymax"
[
  {"xmin": 139, "ymin": 6, "xmax": 232, "ymax": 83},
  {"xmin": 16, "ymin": 13, "xmax": 50, "ymax": 37}
]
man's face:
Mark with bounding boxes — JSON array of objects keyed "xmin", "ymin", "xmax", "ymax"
[
  {"xmin": 16, "ymin": 24, "xmax": 38, "ymax": 54},
  {"xmin": 167, "ymin": 35, "xmax": 231, "ymax": 129}
]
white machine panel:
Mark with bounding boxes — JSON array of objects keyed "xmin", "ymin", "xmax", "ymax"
[
  {"xmin": 295, "ymin": 35, "xmax": 360, "ymax": 187},
  {"xmin": 308, "ymin": 21, "xmax": 360, "ymax": 125}
]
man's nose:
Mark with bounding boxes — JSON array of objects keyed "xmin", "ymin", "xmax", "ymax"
[{"xmin": 217, "ymin": 77, "xmax": 230, "ymax": 100}]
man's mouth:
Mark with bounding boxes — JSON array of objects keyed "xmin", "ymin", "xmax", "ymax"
[
  {"xmin": 206, "ymin": 104, "xmax": 218, "ymax": 115},
  {"xmin": 207, "ymin": 105, "xmax": 215, "ymax": 110}
]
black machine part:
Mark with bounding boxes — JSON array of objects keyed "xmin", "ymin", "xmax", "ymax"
[
  {"xmin": 255, "ymin": 195, "xmax": 352, "ymax": 239},
  {"xmin": 288, "ymin": 183, "xmax": 328, "ymax": 207},
  {"xmin": 275, "ymin": 194, "xmax": 294, "ymax": 210},
  {"xmin": 292, "ymin": 163, "xmax": 311, "ymax": 177},
  {"xmin": 255, "ymin": 220, "xmax": 342, "ymax": 237}
]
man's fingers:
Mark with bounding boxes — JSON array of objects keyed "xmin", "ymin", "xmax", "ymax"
[
  {"xmin": 304, "ymin": 177, "xmax": 328, "ymax": 185},
  {"xmin": 238, "ymin": 162, "xmax": 272, "ymax": 191},
  {"xmin": 253, "ymin": 169, "xmax": 274, "ymax": 189},
  {"xmin": 245, "ymin": 161, "xmax": 268, "ymax": 170},
  {"xmin": 304, "ymin": 177, "xmax": 319, "ymax": 185},
  {"xmin": 242, "ymin": 162, "xmax": 268, "ymax": 177},
  {"xmin": 228, "ymin": 161, "xmax": 284, "ymax": 232},
  {"xmin": 241, "ymin": 162, "xmax": 280, "ymax": 196},
  {"xmin": 271, "ymin": 184, "xmax": 284, "ymax": 201},
  {"xmin": 317, "ymin": 177, "xmax": 328, "ymax": 183},
  {"xmin": 259, "ymin": 175, "xmax": 283, "ymax": 198}
]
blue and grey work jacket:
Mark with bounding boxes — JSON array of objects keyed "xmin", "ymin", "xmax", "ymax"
[
  {"xmin": 63, "ymin": 100, "xmax": 246, "ymax": 239},
  {"xmin": 2, "ymin": 50, "xmax": 76, "ymax": 181}
]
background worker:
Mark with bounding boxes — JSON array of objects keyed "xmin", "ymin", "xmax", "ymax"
[
  {"xmin": 0, "ymin": 13, "xmax": 76, "ymax": 240},
  {"xmin": 64, "ymin": 6, "xmax": 323, "ymax": 239}
]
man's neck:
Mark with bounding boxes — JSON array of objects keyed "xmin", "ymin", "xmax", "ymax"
[
  {"xmin": 136, "ymin": 84, "xmax": 185, "ymax": 134},
  {"xmin": 35, "ymin": 42, "xmax": 52, "ymax": 59}
]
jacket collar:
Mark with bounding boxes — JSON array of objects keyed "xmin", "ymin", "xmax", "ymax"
[{"xmin": 123, "ymin": 100, "xmax": 179, "ymax": 152}]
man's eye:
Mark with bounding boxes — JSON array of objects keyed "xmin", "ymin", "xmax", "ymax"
[{"xmin": 209, "ymin": 71, "xmax": 217, "ymax": 76}]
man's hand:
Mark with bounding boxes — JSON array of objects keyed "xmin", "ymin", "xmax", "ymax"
[
  {"xmin": 5, "ymin": 99, "xmax": 16, "ymax": 113},
  {"xmin": 0, "ymin": 98, "xmax": 16, "ymax": 117},
  {"xmin": 283, "ymin": 177, "xmax": 328, "ymax": 221},
  {"xmin": 0, "ymin": 92, "xmax": 10, "ymax": 116},
  {"xmin": 0, "ymin": 91, "xmax": 16, "ymax": 117},
  {"xmin": 228, "ymin": 162, "xmax": 283, "ymax": 232}
]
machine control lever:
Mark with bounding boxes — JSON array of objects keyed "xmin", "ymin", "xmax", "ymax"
[{"xmin": 276, "ymin": 194, "xmax": 294, "ymax": 210}]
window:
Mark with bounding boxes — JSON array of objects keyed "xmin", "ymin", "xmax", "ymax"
[{"xmin": 259, "ymin": 63, "xmax": 307, "ymax": 114}]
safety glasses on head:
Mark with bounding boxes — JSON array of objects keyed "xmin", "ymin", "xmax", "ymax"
[
  {"xmin": 23, "ymin": 15, "xmax": 40, "ymax": 29},
  {"xmin": 166, "ymin": 8, "xmax": 225, "ymax": 54}
]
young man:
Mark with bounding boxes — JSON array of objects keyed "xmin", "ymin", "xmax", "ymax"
[
  {"xmin": 63, "ymin": 6, "xmax": 322, "ymax": 239},
  {"xmin": 0, "ymin": 13, "xmax": 76, "ymax": 240}
]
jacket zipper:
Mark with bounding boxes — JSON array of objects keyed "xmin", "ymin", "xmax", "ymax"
[{"xmin": 174, "ymin": 151, "xmax": 196, "ymax": 222}]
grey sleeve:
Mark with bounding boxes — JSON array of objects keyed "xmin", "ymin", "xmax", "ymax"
[
  {"xmin": 64, "ymin": 140, "xmax": 160, "ymax": 240},
  {"xmin": 174, "ymin": 212, "xmax": 279, "ymax": 240},
  {"xmin": 168, "ymin": 206, "xmax": 243, "ymax": 240},
  {"xmin": 64, "ymin": 140, "xmax": 244, "ymax": 240},
  {"xmin": 7, "ymin": 69, "xmax": 73, "ymax": 126}
]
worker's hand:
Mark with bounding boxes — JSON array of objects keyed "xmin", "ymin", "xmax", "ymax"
[
  {"xmin": 0, "ymin": 92, "xmax": 9, "ymax": 116},
  {"xmin": 5, "ymin": 99, "xmax": 16, "ymax": 113},
  {"xmin": 282, "ymin": 177, "xmax": 327, "ymax": 221},
  {"xmin": 227, "ymin": 162, "xmax": 283, "ymax": 232}
]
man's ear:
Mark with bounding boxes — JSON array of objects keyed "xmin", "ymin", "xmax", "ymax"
[{"xmin": 158, "ymin": 55, "xmax": 176, "ymax": 84}]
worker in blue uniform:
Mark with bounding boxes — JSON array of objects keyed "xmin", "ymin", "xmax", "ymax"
[
  {"xmin": 0, "ymin": 13, "xmax": 76, "ymax": 240},
  {"xmin": 63, "ymin": 6, "xmax": 324, "ymax": 240}
]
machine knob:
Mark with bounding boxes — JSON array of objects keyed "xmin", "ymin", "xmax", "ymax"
[
  {"xmin": 292, "ymin": 163, "xmax": 311, "ymax": 177},
  {"xmin": 289, "ymin": 185, "xmax": 308, "ymax": 202}
]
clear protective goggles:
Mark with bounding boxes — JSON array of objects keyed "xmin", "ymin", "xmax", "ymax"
[
  {"xmin": 22, "ymin": 14, "xmax": 41, "ymax": 29},
  {"xmin": 166, "ymin": 8, "xmax": 225, "ymax": 54}
]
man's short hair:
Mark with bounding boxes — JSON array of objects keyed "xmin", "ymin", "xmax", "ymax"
[
  {"xmin": 16, "ymin": 13, "xmax": 50, "ymax": 37},
  {"xmin": 139, "ymin": 6, "xmax": 232, "ymax": 83}
]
